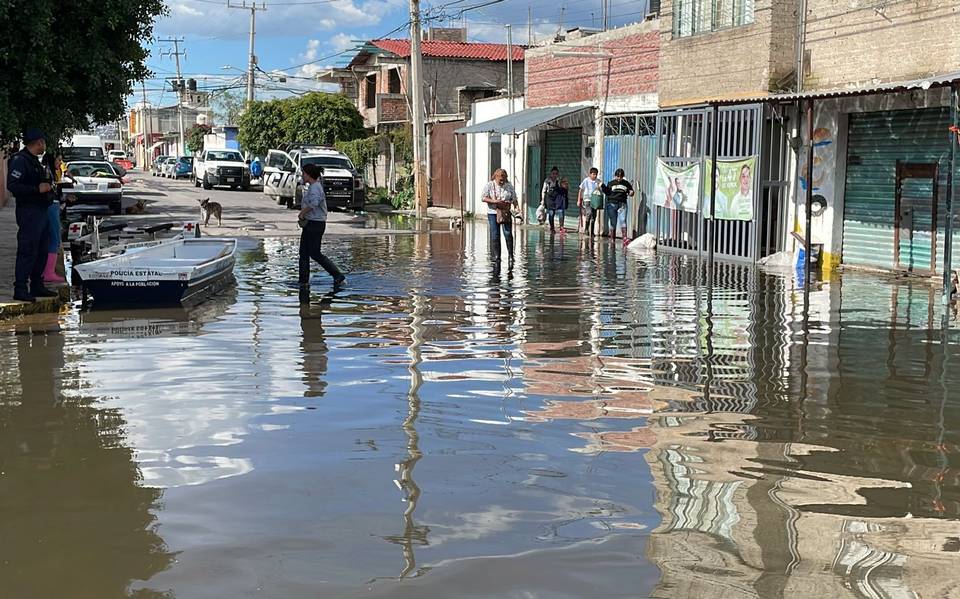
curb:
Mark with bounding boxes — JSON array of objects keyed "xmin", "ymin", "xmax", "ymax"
[{"xmin": 0, "ymin": 286, "xmax": 71, "ymax": 320}]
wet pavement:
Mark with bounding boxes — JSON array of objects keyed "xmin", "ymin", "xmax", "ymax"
[{"xmin": 2, "ymin": 223, "xmax": 960, "ymax": 598}]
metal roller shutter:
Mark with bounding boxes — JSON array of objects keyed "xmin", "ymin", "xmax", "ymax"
[
  {"xmin": 542, "ymin": 129, "xmax": 583, "ymax": 222},
  {"xmin": 842, "ymin": 107, "xmax": 950, "ymax": 271}
]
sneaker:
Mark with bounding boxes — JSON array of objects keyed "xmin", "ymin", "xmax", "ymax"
[
  {"xmin": 12, "ymin": 289, "xmax": 35, "ymax": 303},
  {"xmin": 31, "ymin": 287, "xmax": 58, "ymax": 298},
  {"xmin": 333, "ymin": 275, "xmax": 346, "ymax": 288}
]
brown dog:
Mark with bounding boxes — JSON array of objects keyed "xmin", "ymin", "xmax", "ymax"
[
  {"xmin": 198, "ymin": 198, "xmax": 223, "ymax": 227},
  {"xmin": 125, "ymin": 199, "xmax": 147, "ymax": 215}
]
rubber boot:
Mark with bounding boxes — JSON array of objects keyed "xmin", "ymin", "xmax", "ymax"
[{"xmin": 43, "ymin": 253, "xmax": 66, "ymax": 284}]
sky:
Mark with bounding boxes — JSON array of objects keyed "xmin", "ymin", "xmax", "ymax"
[{"xmin": 137, "ymin": 0, "xmax": 652, "ymax": 111}]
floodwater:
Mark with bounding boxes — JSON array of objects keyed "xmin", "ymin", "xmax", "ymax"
[{"xmin": 3, "ymin": 224, "xmax": 960, "ymax": 598}]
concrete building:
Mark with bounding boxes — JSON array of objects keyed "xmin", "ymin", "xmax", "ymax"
[
  {"xmin": 653, "ymin": 0, "xmax": 960, "ymax": 274},
  {"xmin": 318, "ymin": 30, "xmax": 524, "ymax": 210}
]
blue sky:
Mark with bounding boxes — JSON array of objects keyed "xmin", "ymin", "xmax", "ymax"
[{"xmin": 137, "ymin": 0, "xmax": 651, "ymax": 110}]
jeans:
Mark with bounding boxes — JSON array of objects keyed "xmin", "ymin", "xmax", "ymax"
[
  {"xmin": 547, "ymin": 208, "xmax": 565, "ymax": 231},
  {"xmin": 14, "ymin": 202, "xmax": 50, "ymax": 293},
  {"xmin": 488, "ymin": 213, "xmax": 514, "ymax": 260},
  {"xmin": 47, "ymin": 201, "xmax": 61, "ymax": 253},
  {"xmin": 605, "ymin": 202, "xmax": 626, "ymax": 235},
  {"xmin": 299, "ymin": 220, "xmax": 343, "ymax": 285}
]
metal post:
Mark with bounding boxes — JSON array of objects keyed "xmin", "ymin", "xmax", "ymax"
[
  {"xmin": 708, "ymin": 104, "xmax": 719, "ymax": 268},
  {"xmin": 943, "ymin": 83, "xmax": 958, "ymax": 305},
  {"xmin": 409, "ymin": 0, "xmax": 428, "ymax": 217},
  {"xmin": 506, "ymin": 25, "xmax": 515, "ymax": 192},
  {"xmin": 804, "ymin": 99, "xmax": 815, "ymax": 292},
  {"xmin": 140, "ymin": 82, "xmax": 151, "ymax": 171},
  {"xmin": 247, "ymin": 6, "xmax": 256, "ymax": 104},
  {"xmin": 159, "ymin": 37, "xmax": 187, "ymax": 156}
]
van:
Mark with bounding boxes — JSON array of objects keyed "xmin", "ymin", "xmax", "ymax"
[{"xmin": 64, "ymin": 134, "xmax": 105, "ymax": 162}]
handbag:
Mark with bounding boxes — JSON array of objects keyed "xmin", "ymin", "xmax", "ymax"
[
  {"xmin": 496, "ymin": 206, "xmax": 511, "ymax": 224},
  {"xmin": 590, "ymin": 189, "xmax": 603, "ymax": 209}
]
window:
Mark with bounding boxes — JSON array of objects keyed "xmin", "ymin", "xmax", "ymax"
[
  {"xmin": 206, "ymin": 150, "xmax": 243, "ymax": 162},
  {"xmin": 489, "ymin": 135, "xmax": 501, "ymax": 174},
  {"xmin": 301, "ymin": 156, "xmax": 356, "ymax": 171},
  {"xmin": 388, "ymin": 68, "xmax": 401, "ymax": 94},
  {"xmin": 673, "ymin": 0, "xmax": 754, "ymax": 38},
  {"xmin": 365, "ymin": 74, "xmax": 377, "ymax": 109}
]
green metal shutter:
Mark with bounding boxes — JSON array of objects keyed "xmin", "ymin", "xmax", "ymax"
[
  {"xmin": 541, "ymin": 129, "xmax": 583, "ymax": 222},
  {"xmin": 842, "ymin": 107, "xmax": 950, "ymax": 270}
]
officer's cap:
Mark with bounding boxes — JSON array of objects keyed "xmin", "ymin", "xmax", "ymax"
[{"xmin": 22, "ymin": 128, "xmax": 45, "ymax": 144}]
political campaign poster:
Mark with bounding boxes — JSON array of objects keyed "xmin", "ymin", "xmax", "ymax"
[
  {"xmin": 703, "ymin": 156, "xmax": 757, "ymax": 221},
  {"xmin": 653, "ymin": 159, "xmax": 701, "ymax": 214}
]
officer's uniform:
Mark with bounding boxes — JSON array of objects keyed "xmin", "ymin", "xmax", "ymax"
[{"xmin": 7, "ymin": 148, "xmax": 53, "ymax": 296}]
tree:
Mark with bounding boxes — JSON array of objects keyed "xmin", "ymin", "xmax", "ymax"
[
  {"xmin": 281, "ymin": 93, "xmax": 365, "ymax": 146},
  {"xmin": 212, "ymin": 91, "xmax": 245, "ymax": 125},
  {"xmin": 236, "ymin": 99, "xmax": 288, "ymax": 157},
  {"xmin": 0, "ymin": 0, "xmax": 166, "ymax": 145},
  {"xmin": 335, "ymin": 136, "xmax": 381, "ymax": 173},
  {"xmin": 186, "ymin": 124, "xmax": 211, "ymax": 154},
  {"xmin": 237, "ymin": 92, "xmax": 366, "ymax": 157}
]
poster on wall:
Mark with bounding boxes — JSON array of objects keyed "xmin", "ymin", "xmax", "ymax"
[
  {"xmin": 703, "ymin": 156, "xmax": 757, "ymax": 221},
  {"xmin": 653, "ymin": 159, "xmax": 701, "ymax": 213}
]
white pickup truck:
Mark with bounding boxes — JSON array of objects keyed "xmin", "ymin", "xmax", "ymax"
[{"xmin": 193, "ymin": 148, "xmax": 251, "ymax": 191}]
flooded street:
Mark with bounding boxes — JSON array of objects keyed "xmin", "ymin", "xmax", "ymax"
[{"xmin": 3, "ymin": 223, "xmax": 960, "ymax": 598}]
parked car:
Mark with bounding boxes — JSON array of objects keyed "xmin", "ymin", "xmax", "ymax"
[
  {"xmin": 193, "ymin": 148, "xmax": 251, "ymax": 190},
  {"xmin": 263, "ymin": 145, "xmax": 365, "ymax": 210},
  {"xmin": 161, "ymin": 157, "xmax": 178, "ymax": 178},
  {"xmin": 112, "ymin": 156, "xmax": 134, "ymax": 171},
  {"xmin": 152, "ymin": 155, "xmax": 170, "ymax": 176},
  {"xmin": 108, "ymin": 149, "xmax": 128, "ymax": 162},
  {"xmin": 173, "ymin": 156, "xmax": 194, "ymax": 179},
  {"xmin": 64, "ymin": 134, "xmax": 106, "ymax": 162},
  {"xmin": 62, "ymin": 161, "xmax": 124, "ymax": 215}
]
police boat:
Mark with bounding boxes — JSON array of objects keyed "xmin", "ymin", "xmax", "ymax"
[{"xmin": 74, "ymin": 237, "xmax": 237, "ymax": 306}]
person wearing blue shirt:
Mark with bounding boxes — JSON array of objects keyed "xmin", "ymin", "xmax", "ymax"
[
  {"xmin": 6, "ymin": 129, "xmax": 57, "ymax": 302},
  {"xmin": 297, "ymin": 163, "xmax": 345, "ymax": 301}
]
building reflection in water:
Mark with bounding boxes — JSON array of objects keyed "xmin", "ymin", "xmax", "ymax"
[{"xmin": 0, "ymin": 320, "xmax": 174, "ymax": 598}]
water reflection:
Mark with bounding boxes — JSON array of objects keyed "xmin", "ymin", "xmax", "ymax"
[
  {"xmin": 3, "ymin": 224, "xmax": 960, "ymax": 597},
  {"xmin": 0, "ymin": 320, "xmax": 174, "ymax": 598}
]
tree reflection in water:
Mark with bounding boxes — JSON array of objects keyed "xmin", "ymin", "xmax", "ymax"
[{"xmin": 0, "ymin": 321, "xmax": 175, "ymax": 598}]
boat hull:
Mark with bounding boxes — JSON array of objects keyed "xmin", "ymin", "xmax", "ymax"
[{"xmin": 81, "ymin": 264, "xmax": 235, "ymax": 307}]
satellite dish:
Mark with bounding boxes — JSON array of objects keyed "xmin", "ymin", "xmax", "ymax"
[{"xmin": 810, "ymin": 194, "xmax": 827, "ymax": 217}]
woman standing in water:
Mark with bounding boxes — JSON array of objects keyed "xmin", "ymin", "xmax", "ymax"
[
  {"xmin": 601, "ymin": 168, "xmax": 634, "ymax": 244},
  {"xmin": 482, "ymin": 168, "xmax": 518, "ymax": 264},
  {"xmin": 298, "ymin": 163, "xmax": 345, "ymax": 300}
]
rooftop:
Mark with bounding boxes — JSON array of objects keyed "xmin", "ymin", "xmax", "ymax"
[{"xmin": 368, "ymin": 39, "xmax": 525, "ymax": 62}]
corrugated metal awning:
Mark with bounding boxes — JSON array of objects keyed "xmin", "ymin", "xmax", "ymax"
[
  {"xmin": 455, "ymin": 105, "xmax": 592, "ymax": 134},
  {"xmin": 711, "ymin": 71, "xmax": 960, "ymax": 105}
]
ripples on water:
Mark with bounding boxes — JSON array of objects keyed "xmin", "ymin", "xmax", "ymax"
[{"xmin": 1, "ymin": 224, "xmax": 959, "ymax": 598}]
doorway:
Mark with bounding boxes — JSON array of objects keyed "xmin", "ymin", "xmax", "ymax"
[{"xmin": 894, "ymin": 161, "xmax": 939, "ymax": 272}]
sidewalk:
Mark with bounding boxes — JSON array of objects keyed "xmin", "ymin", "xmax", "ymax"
[{"xmin": 0, "ymin": 202, "xmax": 69, "ymax": 319}]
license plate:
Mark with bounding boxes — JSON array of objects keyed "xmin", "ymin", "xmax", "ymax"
[
  {"xmin": 226, "ymin": 177, "xmax": 236, "ymax": 183},
  {"xmin": 83, "ymin": 184, "xmax": 97, "ymax": 191}
]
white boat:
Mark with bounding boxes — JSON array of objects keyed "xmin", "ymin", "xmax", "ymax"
[{"xmin": 75, "ymin": 238, "xmax": 237, "ymax": 306}]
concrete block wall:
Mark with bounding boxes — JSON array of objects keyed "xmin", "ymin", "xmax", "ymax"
[
  {"xmin": 422, "ymin": 58, "xmax": 524, "ymax": 116},
  {"xmin": 803, "ymin": 1, "xmax": 960, "ymax": 89},
  {"xmin": 658, "ymin": 0, "xmax": 782, "ymax": 106},
  {"xmin": 525, "ymin": 21, "xmax": 660, "ymax": 108}
]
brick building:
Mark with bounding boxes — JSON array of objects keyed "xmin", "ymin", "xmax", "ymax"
[{"xmin": 319, "ymin": 29, "xmax": 524, "ymax": 208}]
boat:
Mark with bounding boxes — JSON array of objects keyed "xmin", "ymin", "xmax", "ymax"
[{"xmin": 74, "ymin": 237, "xmax": 237, "ymax": 306}]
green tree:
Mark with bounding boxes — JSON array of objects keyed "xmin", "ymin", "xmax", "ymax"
[
  {"xmin": 0, "ymin": 0, "xmax": 166, "ymax": 145},
  {"xmin": 236, "ymin": 99, "xmax": 288, "ymax": 157},
  {"xmin": 212, "ymin": 91, "xmax": 245, "ymax": 125},
  {"xmin": 282, "ymin": 93, "xmax": 365, "ymax": 146},
  {"xmin": 335, "ymin": 135, "xmax": 381, "ymax": 173},
  {"xmin": 186, "ymin": 124, "xmax": 211, "ymax": 154}
]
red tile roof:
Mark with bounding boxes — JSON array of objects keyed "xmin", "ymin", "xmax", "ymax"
[{"xmin": 369, "ymin": 39, "xmax": 524, "ymax": 61}]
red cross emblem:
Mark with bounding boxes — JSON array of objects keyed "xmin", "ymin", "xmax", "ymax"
[
  {"xmin": 70, "ymin": 224, "xmax": 82, "ymax": 233},
  {"xmin": 184, "ymin": 223, "xmax": 195, "ymax": 231}
]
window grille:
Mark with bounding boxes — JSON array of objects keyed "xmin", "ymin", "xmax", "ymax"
[{"xmin": 673, "ymin": 0, "xmax": 754, "ymax": 38}]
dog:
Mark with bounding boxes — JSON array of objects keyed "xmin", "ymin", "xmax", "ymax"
[
  {"xmin": 198, "ymin": 198, "xmax": 223, "ymax": 227},
  {"xmin": 125, "ymin": 199, "xmax": 147, "ymax": 215}
]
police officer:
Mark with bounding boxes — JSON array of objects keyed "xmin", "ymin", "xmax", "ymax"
[{"xmin": 7, "ymin": 128, "xmax": 57, "ymax": 302}]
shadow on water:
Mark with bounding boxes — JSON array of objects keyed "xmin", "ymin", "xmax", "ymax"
[{"xmin": 3, "ymin": 222, "xmax": 960, "ymax": 597}]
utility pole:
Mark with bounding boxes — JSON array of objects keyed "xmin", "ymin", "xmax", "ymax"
[
  {"xmin": 506, "ymin": 25, "xmax": 516, "ymax": 191},
  {"xmin": 527, "ymin": 6, "xmax": 533, "ymax": 45},
  {"xmin": 141, "ymin": 81, "xmax": 152, "ymax": 171},
  {"xmin": 159, "ymin": 37, "xmax": 187, "ymax": 156},
  {"xmin": 602, "ymin": 0, "xmax": 608, "ymax": 31},
  {"xmin": 409, "ymin": 0, "xmax": 428, "ymax": 217},
  {"xmin": 228, "ymin": 1, "xmax": 266, "ymax": 105}
]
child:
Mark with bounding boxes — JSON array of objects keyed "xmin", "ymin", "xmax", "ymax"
[
  {"xmin": 600, "ymin": 168, "xmax": 634, "ymax": 244},
  {"xmin": 547, "ymin": 177, "xmax": 570, "ymax": 235},
  {"xmin": 578, "ymin": 167, "xmax": 602, "ymax": 236}
]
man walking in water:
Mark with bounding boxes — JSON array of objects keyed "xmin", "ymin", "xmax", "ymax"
[{"xmin": 298, "ymin": 163, "xmax": 345, "ymax": 302}]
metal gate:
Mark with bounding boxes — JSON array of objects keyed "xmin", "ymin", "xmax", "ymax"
[
  {"xmin": 653, "ymin": 104, "xmax": 791, "ymax": 262},
  {"xmin": 428, "ymin": 120, "xmax": 466, "ymax": 209},
  {"xmin": 603, "ymin": 115, "xmax": 657, "ymax": 236}
]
